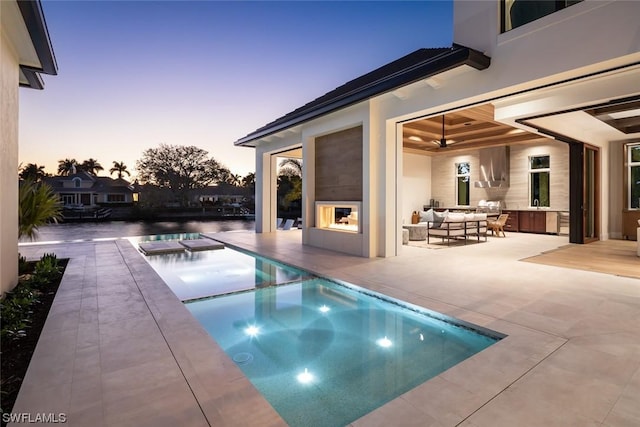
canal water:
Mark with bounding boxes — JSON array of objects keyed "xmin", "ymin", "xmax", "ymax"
[{"xmin": 20, "ymin": 219, "xmax": 255, "ymax": 243}]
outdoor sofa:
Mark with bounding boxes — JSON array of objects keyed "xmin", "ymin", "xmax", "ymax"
[{"xmin": 416, "ymin": 210, "xmax": 488, "ymax": 246}]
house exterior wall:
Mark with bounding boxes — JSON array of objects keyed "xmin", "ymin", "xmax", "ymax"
[
  {"xmin": 302, "ymin": 104, "xmax": 371, "ymax": 256},
  {"xmin": 255, "ymin": 132, "xmax": 302, "ymax": 233},
  {"xmin": 62, "ymin": 179, "xmax": 94, "ymax": 189},
  {"xmin": 454, "ymin": 1, "xmax": 640, "ymax": 88},
  {"xmin": 1, "ymin": 30, "xmax": 20, "ymax": 295},
  {"xmin": 254, "ymin": 102, "xmax": 389, "ymax": 257}
]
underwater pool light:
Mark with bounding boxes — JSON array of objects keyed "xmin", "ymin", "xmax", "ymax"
[
  {"xmin": 244, "ymin": 325, "xmax": 260, "ymax": 337},
  {"xmin": 297, "ymin": 368, "xmax": 314, "ymax": 384},
  {"xmin": 376, "ymin": 336, "xmax": 392, "ymax": 348}
]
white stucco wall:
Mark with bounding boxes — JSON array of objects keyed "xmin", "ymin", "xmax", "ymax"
[
  {"xmin": 305, "ymin": 105, "xmax": 372, "ymax": 256},
  {"xmin": 402, "ymin": 152, "xmax": 432, "ymax": 223},
  {"xmin": 455, "ymin": 1, "xmax": 640, "ymax": 85},
  {"xmin": 1, "ymin": 30, "xmax": 20, "ymax": 295}
]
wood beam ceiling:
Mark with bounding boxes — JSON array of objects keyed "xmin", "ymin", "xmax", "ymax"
[{"xmin": 402, "ymin": 104, "xmax": 549, "ymax": 154}]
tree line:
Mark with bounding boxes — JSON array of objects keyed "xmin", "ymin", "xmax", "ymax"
[
  {"xmin": 18, "ymin": 144, "xmax": 255, "ymax": 190},
  {"xmin": 18, "ymin": 144, "xmax": 306, "ymax": 215}
]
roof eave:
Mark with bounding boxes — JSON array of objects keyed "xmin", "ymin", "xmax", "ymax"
[
  {"xmin": 19, "ymin": 66, "xmax": 45, "ymax": 89},
  {"xmin": 234, "ymin": 45, "xmax": 490, "ymax": 147},
  {"xmin": 17, "ymin": 0, "xmax": 58, "ymax": 90}
]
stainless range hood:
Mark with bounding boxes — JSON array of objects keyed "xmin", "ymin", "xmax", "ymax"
[{"xmin": 474, "ymin": 147, "xmax": 509, "ymax": 188}]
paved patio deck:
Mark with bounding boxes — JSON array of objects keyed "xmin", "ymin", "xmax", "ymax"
[{"xmin": 13, "ymin": 231, "xmax": 640, "ymax": 426}]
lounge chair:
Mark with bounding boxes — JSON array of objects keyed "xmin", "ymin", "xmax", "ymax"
[
  {"xmin": 281, "ymin": 219, "xmax": 295, "ymax": 230},
  {"xmin": 487, "ymin": 213, "xmax": 509, "ymax": 237}
]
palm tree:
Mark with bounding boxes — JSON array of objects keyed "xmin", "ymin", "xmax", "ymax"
[
  {"xmin": 109, "ymin": 161, "xmax": 130, "ymax": 179},
  {"xmin": 241, "ymin": 172, "xmax": 255, "ymax": 189},
  {"xmin": 226, "ymin": 173, "xmax": 241, "ymax": 186},
  {"xmin": 279, "ymin": 158, "xmax": 302, "ymax": 177},
  {"xmin": 19, "ymin": 163, "xmax": 48, "ymax": 182},
  {"xmin": 19, "ymin": 179, "xmax": 62, "ymax": 240},
  {"xmin": 57, "ymin": 158, "xmax": 77, "ymax": 176},
  {"xmin": 80, "ymin": 158, "xmax": 104, "ymax": 175},
  {"xmin": 217, "ymin": 167, "xmax": 232, "ymax": 185}
]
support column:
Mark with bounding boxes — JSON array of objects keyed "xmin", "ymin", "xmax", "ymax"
[{"xmin": 569, "ymin": 141, "xmax": 584, "ymax": 244}]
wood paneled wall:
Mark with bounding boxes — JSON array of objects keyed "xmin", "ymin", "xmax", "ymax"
[{"xmin": 315, "ymin": 126, "xmax": 363, "ymax": 201}]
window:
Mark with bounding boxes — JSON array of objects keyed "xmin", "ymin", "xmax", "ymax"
[
  {"xmin": 502, "ymin": 0, "xmax": 583, "ymax": 32},
  {"xmin": 456, "ymin": 162, "xmax": 470, "ymax": 206},
  {"xmin": 529, "ymin": 155, "xmax": 550, "ymax": 207},
  {"xmin": 72, "ymin": 177, "xmax": 81, "ymax": 188},
  {"xmin": 107, "ymin": 194, "xmax": 125, "ymax": 203},
  {"xmin": 628, "ymin": 143, "xmax": 640, "ymax": 209},
  {"xmin": 61, "ymin": 194, "xmax": 74, "ymax": 205}
]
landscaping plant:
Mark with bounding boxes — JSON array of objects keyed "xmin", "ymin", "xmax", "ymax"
[{"xmin": 1, "ymin": 254, "xmax": 66, "ymax": 419}]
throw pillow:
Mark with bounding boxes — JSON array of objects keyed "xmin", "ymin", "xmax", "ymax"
[
  {"xmin": 419, "ymin": 209, "xmax": 434, "ymax": 223},
  {"xmin": 431, "ymin": 210, "xmax": 448, "ymax": 228}
]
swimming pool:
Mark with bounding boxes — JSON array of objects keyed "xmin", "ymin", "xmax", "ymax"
[
  {"xmin": 135, "ymin": 237, "xmax": 311, "ymax": 301},
  {"xmin": 186, "ymin": 279, "xmax": 502, "ymax": 427},
  {"xmin": 140, "ymin": 237, "xmax": 503, "ymax": 426}
]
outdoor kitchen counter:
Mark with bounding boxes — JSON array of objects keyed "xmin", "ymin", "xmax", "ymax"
[{"xmin": 502, "ymin": 209, "xmax": 569, "ymax": 234}]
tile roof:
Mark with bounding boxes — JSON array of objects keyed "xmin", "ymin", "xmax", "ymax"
[{"xmin": 235, "ymin": 44, "xmax": 490, "ymax": 147}]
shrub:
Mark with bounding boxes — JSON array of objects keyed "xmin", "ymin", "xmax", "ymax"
[
  {"xmin": 18, "ymin": 254, "xmax": 30, "ymax": 275},
  {"xmin": 30, "ymin": 253, "xmax": 62, "ymax": 288},
  {"xmin": 0, "ymin": 283, "xmax": 38, "ymax": 339},
  {"xmin": 1, "ymin": 253, "xmax": 61, "ymax": 339}
]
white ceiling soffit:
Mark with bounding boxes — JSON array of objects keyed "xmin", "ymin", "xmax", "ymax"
[
  {"xmin": 493, "ymin": 64, "xmax": 640, "ymax": 145},
  {"xmin": 277, "ymin": 148, "xmax": 302, "ymax": 158},
  {"xmin": 493, "ymin": 64, "xmax": 640, "ymax": 123},
  {"xmin": 527, "ymin": 111, "xmax": 631, "ymax": 146}
]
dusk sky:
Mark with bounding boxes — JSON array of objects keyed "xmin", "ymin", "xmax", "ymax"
[{"xmin": 19, "ymin": 1, "xmax": 453, "ymax": 179}]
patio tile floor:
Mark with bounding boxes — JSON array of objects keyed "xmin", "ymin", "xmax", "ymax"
[{"xmin": 13, "ymin": 231, "xmax": 640, "ymax": 426}]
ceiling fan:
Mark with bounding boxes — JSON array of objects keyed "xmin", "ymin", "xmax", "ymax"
[{"xmin": 432, "ymin": 115, "xmax": 450, "ymax": 148}]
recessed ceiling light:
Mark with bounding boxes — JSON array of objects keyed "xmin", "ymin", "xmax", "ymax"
[
  {"xmin": 408, "ymin": 136, "xmax": 423, "ymax": 142},
  {"xmin": 608, "ymin": 108, "xmax": 640, "ymax": 119}
]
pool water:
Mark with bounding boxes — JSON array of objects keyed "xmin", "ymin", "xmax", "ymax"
[
  {"xmin": 138, "ymin": 237, "xmax": 503, "ymax": 426},
  {"xmin": 186, "ymin": 278, "xmax": 502, "ymax": 427},
  {"xmin": 137, "ymin": 239, "xmax": 311, "ymax": 301}
]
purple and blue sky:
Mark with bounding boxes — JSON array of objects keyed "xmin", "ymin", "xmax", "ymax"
[{"xmin": 19, "ymin": 1, "xmax": 453, "ymax": 179}]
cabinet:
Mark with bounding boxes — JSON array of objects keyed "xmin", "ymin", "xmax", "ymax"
[
  {"xmin": 502, "ymin": 210, "xmax": 519, "ymax": 232},
  {"xmin": 519, "ymin": 211, "xmax": 547, "ymax": 233}
]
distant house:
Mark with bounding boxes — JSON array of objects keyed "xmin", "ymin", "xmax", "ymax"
[
  {"xmin": 43, "ymin": 172, "xmax": 136, "ymax": 207},
  {"xmin": 189, "ymin": 183, "xmax": 253, "ymax": 207}
]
